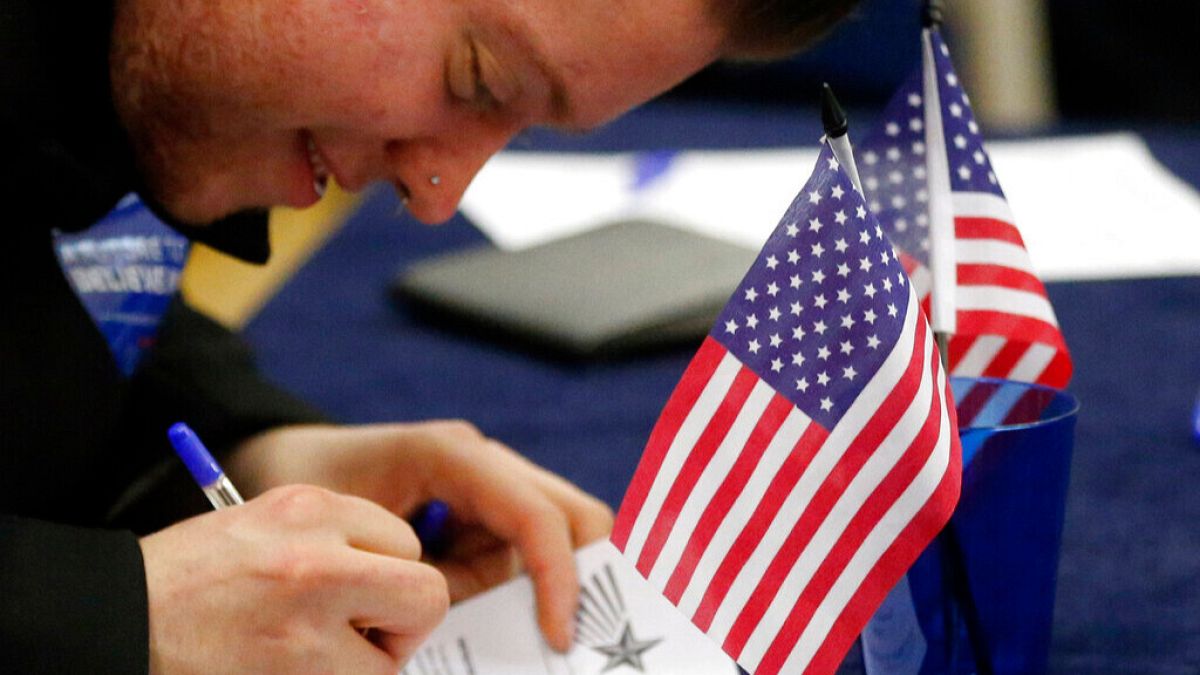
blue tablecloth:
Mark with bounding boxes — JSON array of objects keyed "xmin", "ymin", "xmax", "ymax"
[{"xmin": 245, "ymin": 103, "xmax": 1200, "ymax": 672}]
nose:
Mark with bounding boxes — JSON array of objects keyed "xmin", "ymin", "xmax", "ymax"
[{"xmin": 385, "ymin": 119, "xmax": 520, "ymax": 224}]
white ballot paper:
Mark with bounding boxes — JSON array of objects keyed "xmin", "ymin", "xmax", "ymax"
[{"xmin": 400, "ymin": 541, "xmax": 739, "ymax": 675}]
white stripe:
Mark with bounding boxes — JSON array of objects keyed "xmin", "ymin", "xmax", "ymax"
[
  {"xmin": 950, "ymin": 334, "xmax": 1005, "ymax": 378},
  {"xmin": 952, "ymin": 191, "xmax": 1017, "ymax": 223},
  {"xmin": 955, "ymin": 239, "xmax": 1037, "ymax": 276},
  {"xmin": 781, "ymin": 339, "xmax": 954, "ymax": 673},
  {"xmin": 739, "ymin": 306, "xmax": 938, "ymax": 669},
  {"xmin": 647, "ymin": 380, "xmax": 776, "ymax": 587},
  {"xmin": 622, "ymin": 353, "xmax": 742, "ymax": 562},
  {"xmin": 703, "ymin": 286, "xmax": 923, "ymax": 652},
  {"xmin": 1005, "ymin": 342, "xmax": 1058, "ymax": 384},
  {"xmin": 957, "ymin": 285, "xmax": 1060, "ymax": 325},
  {"xmin": 907, "ymin": 263, "xmax": 933, "ymax": 301},
  {"xmin": 675, "ymin": 409, "xmax": 812, "ymax": 616}
]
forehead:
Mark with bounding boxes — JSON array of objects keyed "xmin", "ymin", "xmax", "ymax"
[{"xmin": 473, "ymin": 0, "xmax": 726, "ymax": 128}]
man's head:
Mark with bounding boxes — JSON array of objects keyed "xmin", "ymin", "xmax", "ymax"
[{"xmin": 110, "ymin": 0, "xmax": 854, "ymax": 226}]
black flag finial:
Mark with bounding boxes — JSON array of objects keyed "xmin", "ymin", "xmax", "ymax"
[{"xmin": 820, "ymin": 82, "xmax": 849, "ymax": 139}]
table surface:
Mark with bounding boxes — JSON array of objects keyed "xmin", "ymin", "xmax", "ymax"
[{"xmin": 245, "ymin": 102, "xmax": 1200, "ymax": 673}]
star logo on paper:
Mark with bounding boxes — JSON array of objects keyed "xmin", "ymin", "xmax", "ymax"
[
  {"xmin": 592, "ymin": 623, "xmax": 663, "ymax": 673},
  {"xmin": 573, "ymin": 564, "xmax": 665, "ymax": 674}
]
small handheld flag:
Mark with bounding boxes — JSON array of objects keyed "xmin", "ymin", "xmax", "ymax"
[{"xmin": 613, "ymin": 143, "xmax": 962, "ymax": 674}]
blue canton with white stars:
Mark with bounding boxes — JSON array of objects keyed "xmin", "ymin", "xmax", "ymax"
[
  {"xmin": 712, "ymin": 144, "xmax": 911, "ymax": 429},
  {"xmin": 857, "ymin": 28, "xmax": 1005, "ymax": 269}
]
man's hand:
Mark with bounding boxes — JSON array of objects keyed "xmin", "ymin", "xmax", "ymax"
[
  {"xmin": 228, "ymin": 422, "xmax": 615, "ymax": 652},
  {"xmin": 140, "ymin": 485, "xmax": 448, "ymax": 674}
]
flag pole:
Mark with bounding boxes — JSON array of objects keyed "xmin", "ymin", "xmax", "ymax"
[
  {"xmin": 820, "ymin": 83, "xmax": 864, "ymax": 194},
  {"xmin": 921, "ymin": 0, "xmax": 957, "ymax": 367}
]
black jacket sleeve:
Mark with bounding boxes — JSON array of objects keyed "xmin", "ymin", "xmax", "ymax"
[{"xmin": 0, "ymin": 517, "xmax": 148, "ymax": 673}]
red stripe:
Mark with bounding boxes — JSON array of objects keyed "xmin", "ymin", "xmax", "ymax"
[
  {"xmin": 955, "ymin": 216, "xmax": 1026, "ymax": 246},
  {"xmin": 956, "ymin": 310, "xmax": 1067, "ymax": 351},
  {"xmin": 952, "ymin": 380, "xmax": 998, "ymax": 428},
  {"xmin": 806, "ymin": 426, "xmax": 962, "ymax": 675},
  {"xmin": 635, "ymin": 367, "xmax": 759, "ymax": 575},
  {"xmin": 979, "ymin": 340, "xmax": 1029, "ymax": 380},
  {"xmin": 613, "ymin": 338, "xmax": 726, "ymax": 550},
  {"xmin": 722, "ymin": 317, "xmax": 930, "ymax": 658},
  {"xmin": 946, "ymin": 334, "xmax": 977, "ymax": 373},
  {"xmin": 1034, "ymin": 349, "xmax": 1073, "ymax": 389},
  {"xmin": 956, "ymin": 264, "xmax": 1049, "ymax": 297},
  {"xmin": 692, "ymin": 422, "xmax": 830, "ymax": 632},
  {"xmin": 662, "ymin": 395, "xmax": 795, "ymax": 603},
  {"xmin": 756, "ymin": 341, "xmax": 951, "ymax": 675}
]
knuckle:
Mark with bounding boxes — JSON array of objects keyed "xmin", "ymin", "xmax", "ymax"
[
  {"xmin": 388, "ymin": 564, "xmax": 450, "ymax": 625},
  {"xmin": 264, "ymin": 484, "xmax": 335, "ymax": 528},
  {"xmin": 260, "ymin": 542, "xmax": 334, "ymax": 591}
]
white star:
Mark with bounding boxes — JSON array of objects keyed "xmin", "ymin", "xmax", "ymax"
[
  {"xmin": 789, "ymin": 274, "xmax": 802, "ymax": 290},
  {"xmin": 842, "ymin": 365, "xmax": 857, "ymax": 380},
  {"xmin": 856, "ymin": 205, "xmax": 867, "ymax": 219},
  {"xmin": 808, "ymin": 190, "xmax": 822, "ymax": 205},
  {"xmin": 988, "ymin": 171, "xmax": 998, "ymax": 185},
  {"xmin": 840, "ymin": 314, "xmax": 855, "ymax": 329},
  {"xmin": 771, "ymin": 358, "xmax": 783, "ymax": 373},
  {"xmin": 834, "ymin": 238, "xmax": 849, "ymax": 253},
  {"xmin": 811, "ymin": 269, "xmax": 826, "ymax": 284},
  {"xmin": 859, "ymin": 230, "xmax": 872, "ymax": 245},
  {"xmin": 875, "ymin": 225, "xmax": 884, "ymax": 239},
  {"xmin": 941, "ymin": 42, "xmax": 950, "ymax": 56},
  {"xmin": 834, "ymin": 210, "xmax": 848, "ymax": 225},
  {"xmin": 766, "ymin": 255, "xmax": 779, "ymax": 270},
  {"xmin": 946, "ymin": 72, "xmax": 958, "ymax": 86},
  {"xmin": 954, "ymin": 134, "xmax": 968, "ymax": 150},
  {"xmin": 769, "ymin": 333, "xmax": 783, "ymax": 348},
  {"xmin": 809, "ymin": 217, "xmax": 824, "ymax": 233},
  {"xmin": 908, "ymin": 93, "xmax": 922, "ymax": 107},
  {"xmin": 817, "ymin": 371, "xmax": 831, "ymax": 386},
  {"xmin": 887, "ymin": 303, "xmax": 898, "ymax": 317},
  {"xmin": 897, "ymin": 272, "xmax": 906, "ymax": 286},
  {"xmin": 813, "ymin": 320, "xmax": 828, "ymax": 335},
  {"xmin": 864, "ymin": 308, "xmax": 878, "ymax": 324},
  {"xmin": 912, "ymin": 141, "xmax": 926, "ymax": 155},
  {"xmin": 880, "ymin": 251, "xmax": 890, "ymax": 264},
  {"xmin": 859, "ymin": 257, "xmax": 873, "ymax": 272},
  {"xmin": 820, "ymin": 397, "xmax": 833, "ymax": 412},
  {"xmin": 748, "ymin": 339, "xmax": 761, "ymax": 354},
  {"xmin": 787, "ymin": 249, "xmax": 801, "ymax": 264},
  {"xmin": 913, "ymin": 165, "xmax": 927, "ymax": 180},
  {"xmin": 836, "ymin": 263, "xmax": 851, "ymax": 278},
  {"xmin": 792, "ymin": 351, "xmax": 806, "ymax": 366},
  {"xmin": 863, "ymin": 284, "xmax": 877, "ymax": 299},
  {"xmin": 840, "ymin": 340, "xmax": 854, "ymax": 356},
  {"xmin": 827, "ymin": 156, "xmax": 840, "ymax": 171},
  {"xmin": 790, "ymin": 302, "xmax": 803, "ymax": 317},
  {"xmin": 837, "ymin": 288, "xmax": 851, "ymax": 304},
  {"xmin": 968, "ymin": 120, "xmax": 980, "ymax": 135},
  {"xmin": 887, "ymin": 147, "xmax": 901, "ymax": 161},
  {"xmin": 949, "ymin": 102, "xmax": 963, "ymax": 118},
  {"xmin": 811, "ymin": 242, "xmax": 825, "ymax": 258},
  {"xmin": 817, "ymin": 345, "xmax": 831, "ymax": 360},
  {"xmin": 768, "ymin": 306, "xmax": 782, "ymax": 321},
  {"xmin": 909, "ymin": 117, "xmax": 923, "ymax": 132},
  {"xmin": 863, "ymin": 150, "xmax": 878, "ymax": 165},
  {"xmin": 886, "ymin": 122, "xmax": 900, "ymax": 136},
  {"xmin": 866, "ymin": 177, "xmax": 880, "ymax": 192},
  {"xmin": 746, "ymin": 313, "xmax": 759, "ymax": 329},
  {"xmin": 882, "ymin": 278, "xmax": 894, "ymax": 292},
  {"xmin": 792, "ymin": 325, "xmax": 806, "ymax": 341},
  {"xmin": 724, "ymin": 319, "xmax": 738, "ymax": 334},
  {"xmin": 744, "ymin": 287, "xmax": 758, "ymax": 302},
  {"xmin": 916, "ymin": 189, "xmax": 929, "ymax": 203},
  {"xmin": 831, "ymin": 185, "xmax": 845, "ymax": 200},
  {"xmin": 795, "ymin": 377, "xmax": 810, "ymax": 392},
  {"xmin": 813, "ymin": 294, "xmax": 828, "ymax": 310},
  {"xmin": 891, "ymin": 195, "xmax": 908, "ymax": 209},
  {"xmin": 958, "ymin": 165, "xmax": 972, "ymax": 181},
  {"xmin": 974, "ymin": 149, "xmax": 986, "ymax": 165},
  {"xmin": 889, "ymin": 170, "xmax": 904, "ymax": 185},
  {"xmin": 867, "ymin": 334, "xmax": 882, "ymax": 349},
  {"xmin": 895, "ymin": 218, "xmax": 909, "ymax": 233},
  {"xmin": 767, "ymin": 282, "xmax": 780, "ymax": 297},
  {"xmin": 786, "ymin": 222, "xmax": 799, "ymax": 237}
]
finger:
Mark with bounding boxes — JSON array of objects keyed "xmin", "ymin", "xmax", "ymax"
[
  {"xmin": 434, "ymin": 545, "xmax": 519, "ymax": 602},
  {"xmin": 523, "ymin": 467, "xmax": 615, "ymax": 546},
  {"xmin": 337, "ymin": 554, "xmax": 450, "ymax": 638},
  {"xmin": 336, "ymin": 624, "xmax": 409, "ymax": 675}
]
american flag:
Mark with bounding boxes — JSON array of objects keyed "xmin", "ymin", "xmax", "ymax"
[
  {"xmin": 856, "ymin": 27, "xmax": 1072, "ymax": 389},
  {"xmin": 612, "ymin": 144, "xmax": 962, "ymax": 675}
]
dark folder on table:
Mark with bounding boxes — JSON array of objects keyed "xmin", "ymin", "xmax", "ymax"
[{"xmin": 393, "ymin": 220, "xmax": 757, "ymax": 358}]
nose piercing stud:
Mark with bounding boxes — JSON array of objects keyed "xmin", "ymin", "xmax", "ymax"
[{"xmin": 430, "ymin": 175, "xmax": 441, "ymax": 186}]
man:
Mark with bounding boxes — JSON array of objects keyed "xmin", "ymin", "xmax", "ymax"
[{"xmin": 0, "ymin": 0, "xmax": 854, "ymax": 672}]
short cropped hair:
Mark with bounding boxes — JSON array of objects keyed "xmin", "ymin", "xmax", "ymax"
[{"xmin": 713, "ymin": 0, "xmax": 862, "ymax": 60}]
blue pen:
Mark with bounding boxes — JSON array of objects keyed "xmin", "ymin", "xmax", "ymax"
[
  {"xmin": 412, "ymin": 499, "xmax": 452, "ymax": 556},
  {"xmin": 168, "ymin": 422, "xmax": 244, "ymax": 509},
  {"xmin": 1192, "ymin": 388, "xmax": 1200, "ymax": 447}
]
